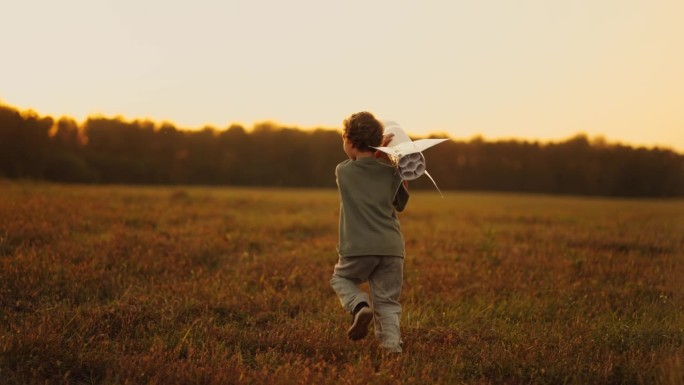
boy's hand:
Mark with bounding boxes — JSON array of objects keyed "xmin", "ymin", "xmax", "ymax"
[
  {"xmin": 380, "ymin": 133, "xmax": 394, "ymax": 147},
  {"xmin": 374, "ymin": 133, "xmax": 395, "ymax": 160}
]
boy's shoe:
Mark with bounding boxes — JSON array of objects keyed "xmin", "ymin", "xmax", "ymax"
[{"xmin": 347, "ymin": 306, "xmax": 373, "ymax": 341}]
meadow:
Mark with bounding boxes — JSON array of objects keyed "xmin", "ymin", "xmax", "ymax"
[{"xmin": 1, "ymin": 181, "xmax": 683, "ymax": 384}]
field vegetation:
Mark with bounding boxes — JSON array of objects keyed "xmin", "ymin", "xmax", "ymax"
[{"xmin": 1, "ymin": 181, "xmax": 683, "ymax": 384}]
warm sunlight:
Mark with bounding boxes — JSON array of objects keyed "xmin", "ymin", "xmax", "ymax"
[
  {"xmin": 1, "ymin": 0, "xmax": 683, "ymax": 151},
  {"xmin": 3, "ymin": 4, "xmax": 684, "ymax": 383}
]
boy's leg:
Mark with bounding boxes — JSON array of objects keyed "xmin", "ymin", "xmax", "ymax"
[
  {"xmin": 330, "ymin": 256, "xmax": 380, "ymax": 340},
  {"xmin": 330, "ymin": 256, "xmax": 379, "ymax": 314},
  {"xmin": 368, "ymin": 256, "xmax": 403, "ymax": 353}
]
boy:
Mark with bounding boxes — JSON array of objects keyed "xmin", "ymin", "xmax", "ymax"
[{"xmin": 330, "ymin": 111, "xmax": 409, "ymax": 354}]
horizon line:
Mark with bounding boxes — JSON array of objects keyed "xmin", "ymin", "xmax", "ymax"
[{"xmin": 2, "ymin": 100, "xmax": 680, "ymax": 154}]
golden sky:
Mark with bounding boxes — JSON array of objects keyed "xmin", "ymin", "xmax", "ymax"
[{"xmin": 2, "ymin": 0, "xmax": 683, "ymax": 151}]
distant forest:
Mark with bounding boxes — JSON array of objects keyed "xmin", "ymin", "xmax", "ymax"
[{"xmin": 1, "ymin": 103, "xmax": 682, "ymax": 197}]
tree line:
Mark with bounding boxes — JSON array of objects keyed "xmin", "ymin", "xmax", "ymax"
[{"xmin": 1, "ymin": 103, "xmax": 682, "ymax": 197}]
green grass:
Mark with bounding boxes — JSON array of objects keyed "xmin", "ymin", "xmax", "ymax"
[{"xmin": 1, "ymin": 181, "xmax": 683, "ymax": 384}]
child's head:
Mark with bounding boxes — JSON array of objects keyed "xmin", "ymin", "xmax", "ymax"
[{"xmin": 343, "ymin": 111, "xmax": 383, "ymax": 152}]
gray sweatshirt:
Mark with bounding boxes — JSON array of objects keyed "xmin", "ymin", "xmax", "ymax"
[{"xmin": 335, "ymin": 157, "xmax": 409, "ymax": 257}]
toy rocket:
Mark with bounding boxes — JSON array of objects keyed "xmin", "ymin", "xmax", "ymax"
[{"xmin": 373, "ymin": 121, "xmax": 448, "ymax": 195}]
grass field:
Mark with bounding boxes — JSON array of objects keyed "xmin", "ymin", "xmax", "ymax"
[{"xmin": 1, "ymin": 181, "xmax": 683, "ymax": 384}]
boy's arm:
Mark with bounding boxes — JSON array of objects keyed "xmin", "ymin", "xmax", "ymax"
[
  {"xmin": 393, "ymin": 181, "xmax": 409, "ymax": 212},
  {"xmin": 375, "ymin": 151, "xmax": 392, "ymax": 163},
  {"xmin": 377, "ymin": 132, "xmax": 408, "ymax": 211}
]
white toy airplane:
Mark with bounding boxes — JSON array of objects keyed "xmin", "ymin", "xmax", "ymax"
[{"xmin": 373, "ymin": 121, "xmax": 449, "ymax": 196}]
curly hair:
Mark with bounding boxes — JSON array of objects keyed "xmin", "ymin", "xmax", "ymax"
[{"xmin": 343, "ymin": 111, "xmax": 383, "ymax": 152}]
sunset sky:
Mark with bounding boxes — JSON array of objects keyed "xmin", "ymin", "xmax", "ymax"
[{"xmin": 2, "ymin": 0, "xmax": 683, "ymax": 151}]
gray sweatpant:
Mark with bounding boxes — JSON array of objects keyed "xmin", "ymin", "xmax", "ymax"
[{"xmin": 330, "ymin": 255, "xmax": 403, "ymax": 352}]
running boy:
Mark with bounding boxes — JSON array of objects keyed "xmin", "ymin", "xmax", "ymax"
[{"xmin": 330, "ymin": 111, "xmax": 409, "ymax": 354}]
